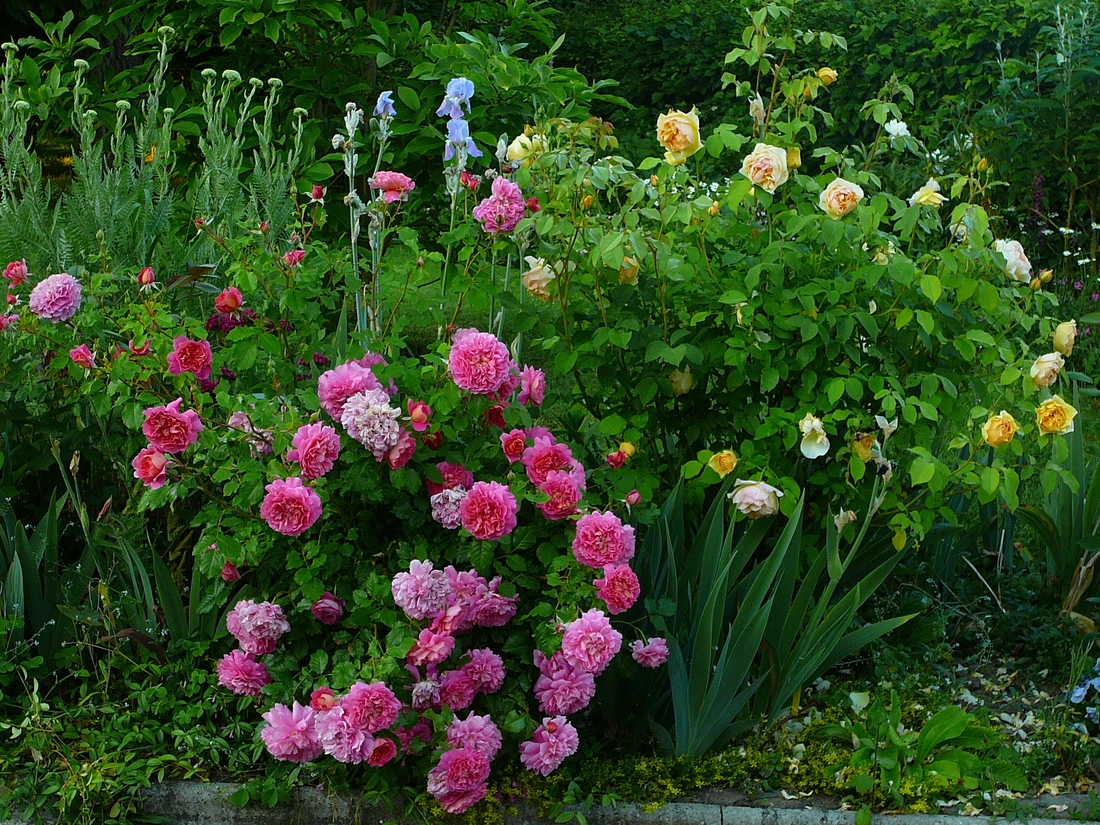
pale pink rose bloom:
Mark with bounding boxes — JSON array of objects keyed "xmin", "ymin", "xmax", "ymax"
[
  {"xmin": 341, "ymin": 681, "xmax": 401, "ymax": 733},
  {"xmin": 369, "ymin": 170, "xmax": 416, "ymax": 203},
  {"xmin": 993, "ymin": 239, "xmax": 1032, "ymax": 281},
  {"xmin": 427, "ymin": 747, "xmax": 491, "ymax": 813},
  {"xmin": 217, "ymin": 650, "xmax": 271, "ymax": 696},
  {"xmin": 407, "ymin": 628, "xmax": 456, "ymax": 666},
  {"xmin": 630, "ymin": 637, "xmax": 669, "ymax": 668},
  {"xmin": 28, "ymin": 272, "xmax": 82, "ymax": 322},
  {"xmin": 533, "ymin": 650, "xmax": 596, "ymax": 715},
  {"xmin": 131, "ymin": 446, "xmax": 169, "ymax": 489},
  {"xmin": 439, "ymin": 668, "xmax": 477, "ymax": 711},
  {"xmin": 430, "ymin": 488, "xmax": 467, "ymax": 529},
  {"xmin": 311, "ymin": 591, "xmax": 345, "ymax": 624},
  {"xmin": 447, "ymin": 712, "xmax": 502, "ymax": 759},
  {"xmin": 68, "ymin": 344, "xmax": 96, "ymax": 370},
  {"xmin": 142, "ymin": 398, "xmax": 203, "ymax": 453},
  {"xmin": 392, "ymin": 560, "xmax": 452, "ymax": 620},
  {"xmin": 259, "ymin": 477, "xmax": 322, "ymax": 536},
  {"xmin": 314, "ymin": 705, "xmax": 375, "ymax": 763},
  {"xmin": 561, "ymin": 608, "xmax": 622, "ymax": 673},
  {"xmin": 459, "ymin": 480, "xmax": 518, "ymax": 540},
  {"xmin": 167, "ymin": 336, "xmax": 213, "ymax": 380},
  {"xmin": 340, "ymin": 388, "xmax": 401, "ymax": 460},
  {"xmin": 461, "ymin": 648, "xmax": 506, "ymax": 695},
  {"xmin": 260, "ymin": 701, "xmax": 322, "ymax": 763},
  {"xmin": 318, "ymin": 362, "xmax": 382, "ymax": 419},
  {"xmin": 517, "ymin": 366, "xmax": 545, "ymax": 406},
  {"xmin": 572, "ymin": 511, "xmax": 635, "ymax": 568},
  {"xmin": 287, "ymin": 422, "xmax": 341, "ymax": 479},
  {"xmin": 426, "ymin": 461, "xmax": 474, "ymax": 495},
  {"xmin": 448, "ymin": 328, "xmax": 512, "ymax": 394},
  {"xmin": 728, "ymin": 479, "xmax": 783, "ymax": 519},
  {"xmin": 593, "ymin": 563, "xmax": 641, "ymax": 614},
  {"xmin": 500, "ymin": 429, "xmax": 527, "ymax": 463},
  {"xmin": 226, "ymin": 599, "xmax": 290, "ymax": 654},
  {"xmin": 471, "ymin": 176, "xmax": 526, "ymax": 234},
  {"xmin": 519, "ymin": 717, "xmax": 579, "ymax": 776}
]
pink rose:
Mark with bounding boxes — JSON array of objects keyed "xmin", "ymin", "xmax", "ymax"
[
  {"xmin": 68, "ymin": 344, "xmax": 96, "ymax": 370},
  {"xmin": 386, "ymin": 428, "xmax": 417, "ymax": 469},
  {"xmin": 537, "ymin": 470, "xmax": 582, "ymax": 521},
  {"xmin": 310, "ymin": 687, "xmax": 336, "ymax": 711},
  {"xmin": 0, "ymin": 313, "xmax": 17, "ymax": 331},
  {"xmin": 131, "ymin": 446, "xmax": 169, "ymax": 489},
  {"xmin": 318, "ymin": 362, "xmax": 381, "ymax": 419},
  {"xmin": 341, "ymin": 681, "xmax": 401, "ymax": 733},
  {"xmin": 3, "ymin": 259, "xmax": 28, "ymax": 287},
  {"xmin": 369, "ymin": 170, "xmax": 416, "ymax": 203},
  {"xmin": 426, "ymin": 461, "xmax": 473, "ymax": 495},
  {"xmin": 287, "ymin": 422, "xmax": 341, "ymax": 479},
  {"xmin": 459, "ymin": 481, "xmax": 518, "ymax": 540},
  {"xmin": 500, "ymin": 429, "xmax": 527, "ymax": 463},
  {"xmin": 226, "ymin": 599, "xmax": 290, "ymax": 654},
  {"xmin": 625, "ymin": 489, "xmax": 642, "ymax": 506},
  {"xmin": 28, "ymin": 272, "xmax": 82, "ymax": 322},
  {"xmin": 142, "ymin": 398, "xmax": 203, "ymax": 454},
  {"xmin": 471, "ymin": 176, "xmax": 526, "ymax": 235},
  {"xmin": 283, "ymin": 249, "xmax": 305, "ymax": 267},
  {"xmin": 167, "ymin": 336, "xmax": 213, "ymax": 380},
  {"xmin": 367, "ymin": 737, "xmax": 397, "ymax": 767},
  {"xmin": 408, "ymin": 628, "xmax": 456, "ymax": 666},
  {"xmin": 215, "ymin": 286, "xmax": 243, "ymax": 313},
  {"xmin": 261, "ymin": 702, "xmax": 322, "ymax": 763},
  {"xmin": 259, "ymin": 477, "xmax": 323, "ymax": 536},
  {"xmin": 448, "ymin": 328, "xmax": 513, "ymax": 395},
  {"xmin": 561, "ymin": 608, "xmax": 622, "ymax": 673},
  {"xmin": 630, "ymin": 637, "xmax": 669, "ymax": 668},
  {"xmin": 407, "ymin": 399, "xmax": 431, "ymax": 432},
  {"xmin": 572, "ymin": 510, "xmax": 635, "ymax": 568},
  {"xmin": 522, "ymin": 437, "xmax": 585, "ymax": 490},
  {"xmin": 517, "ymin": 366, "xmax": 545, "ymax": 406},
  {"xmin": 217, "ymin": 650, "xmax": 271, "ymax": 696},
  {"xmin": 137, "ymin": 266, "xmax": 156, "ymax": 287},
  {"xmin": 519, "ymin": 717, "xmax": 579, "ymax": 776},
  {"xmin": 220, "ymin": 560, "xmax": 241, "ymax": 582},
  {"xmin": 593, "ymin": 564, "xmax": 641, "ymax": 614},
  {"xmin": 311, "ymin": 591, "xmax": 346, "ymax": 625}
]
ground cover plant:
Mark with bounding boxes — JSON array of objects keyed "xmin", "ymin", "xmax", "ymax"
[{"xmin": 0, "ymin": 0, "xmax": 1098, "ymax": 822}]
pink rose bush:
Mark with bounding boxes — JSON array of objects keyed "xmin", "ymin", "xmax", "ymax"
[
  {"xmin": 287, "ymin": 423, "xmax": 341, "ymax": 479},
  {"xmin": 471, "ymin": 175, "xmax": 526, "ymax": 235},
  {"xmin": 167, "ymin": 336, "xmax": 213, "ymax": 379},
  {"xmin": 227, "ymin": 599, "xmax": 291, "ymax": 654},
  {"xmin": 260, "ymin": 477, "xmax": 322, "ymax": 536},
  {"xmin": 142, "ymin": 399, "xmax": 203, "ymax": 454}
]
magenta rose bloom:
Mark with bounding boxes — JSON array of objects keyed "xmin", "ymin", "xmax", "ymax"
[
  {"xmin": 261, "ymin": 702, "xmax": 322, "ymax": 763},
  {"xmin": 439, "ymin": 668, "xmax": 477, "ymax": 711},
  {"xmin": 3, "ymin": 259, "xmax": 27, "ymax": 287},
  {"xmin": 369, "ymin": 170, "xmax": 416, "ymax": 203},
  {"xmin": 534, "ymin": 650, "xmax": 596, "ymax": 715},
  {"xmin": 469, "ymin": 577, "xmax": 519, "ymax": 627},
  {"xmin": 311, "ymin": 591, "xmax": 346, "ymax": 625},
  {"xmin": 287, "ymin": 422, "xmax": 341, "ymax": 479},
  {"xmin": 317, "ymin": 361, "xmax": 381, "ymax": 419},
  {"xmin": 142, "ymin": 398, "xmax": 203, "ymax": 454},
  {"xmin": 426, "ymin": 461, "xmax": 474, "ymax": 495},
  {"xmin": 459, "ymin": 481, "xmax": 518, "ymax": 540},
  {"xmin": 519, "ymin": 717, "xmax": 579, "ymax": 777},
  {"xmin": 537, "ymin": 470, "xmax": 582, "ymax": 521},
  {"xmin": 630, "ymin": 637, "xmax": 669, "ymax": 668},
  {"xmin": 471, "ymin": 176, "xmax": 526, "ymax": 235},
  {"xmin": 561, "ymin": 608, "xmax": 622, "ymax": 673},
  {"xmin": 572, "ymin": 510, "xmax": 635, "ymax": 568},
  {"xmin": 593, "ymin": 563, "xmax": 641, "ymax": 614},
  {"xmin": 461, "ymin": 648, "xmax": 506, "ymax": 695},
  {"xmin": 131, "ymin": 446, "xmax": 169, "ymax": 489},
  {"xmin": 367, "ymin": 737, "xmax": 397, "ymax": 767},
  {"xmin": 517, "ymin": 365, "xmax": 545, "ymax": 406},
  {"xmin": 28, "ymin": 272, "xmax": 82, "ymax": 322},
  {"xmin": 386, "ymin": 428, "xmax": 417, "ymax": 469},
  {"xmin": 341, "ymin": 681, "xmax": 401, "ymax": 733},
  {"xmin": 68, "ymin": 344, "xmax": 96, "ymax": 370},
  {"xmin": 217, "ymin": 650, "xmax": 271, "ymax": 696},
  {"xmin": 522, "ymin": 436, "xmax": 585, "ymax": 489},
  {"xmin": 448, "ymin": 328, "xmax": 512, "ymax": 395},
  {"xmin": 167, "ymin": 336, "xmax": 213, "ymax": 380},
  {"xmin": 260, "ymin": 477, "xmax": 322, "ymax": 536},
  {"xmin": 427, "ymin": 747, "xmax": 491, "ymax": 813},
  {"xmin": 314, "ymin": 705, "xmax": 375, "ymax": 763},
  {"xmin": 226, "ymin": 599, "xmax": 291, "ymax": 654}
]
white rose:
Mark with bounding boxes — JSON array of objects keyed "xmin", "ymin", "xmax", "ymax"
[
  {"xmin": 521, "ymin": 256, "xmax": 555, "ymax": 300},
  {"xmin": 884, "ymin": 119, "xmax": 909, "ymax": 138},
  {"xmin": 728, "ymin": 479, "xmax": 784, "ymax": 519},
  {"xmin": 993, "ymin": 239, "xmax": 1032, "ymax": 281},
  {"xmin": 739, "ymin": 143, "xmax": 789, "ymax": 194}
]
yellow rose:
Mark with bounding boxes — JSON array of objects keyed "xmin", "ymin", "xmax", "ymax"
[
  {"xmin": 521, "ymin": 256, "xmax": 555, "ymax": 301},
  {"xmin": 1039, "ymin": 268, "xmax": 1054, "ymax": 283},
  {"xmin": 708, "ymin": 200, "xmax": 721, "ymax": 216},
  {"xmin": 656, "ymin": 108, "xmax": 702, "ymax": 166},
  {"xmin": 819, "ymin": 178, "xmax": 864, "ymax": 219},
  {"xmin": 739, "ymin": 143, "xmax": 789, "ymax": 194},
  {"xmin": 908, "ymin": 178, "xmax": 947, "ymax": 208},
  {"xmin": 786, "ymin": 146, "xmax": 802, "ymax": 169},
  {"xmin": 981, "ymin": 411, "xmax": 1018, "ymax": 447},
  {"xmin": 707, "ymin": 449, "xmax": 738, "ymax": 478},
  {"xmin": 851, "ymin": 432, "xmax": 877, "ymax": 462},
  {"xmin": 506, "ymin": 133, "xmax": 547, "ymax": 168},
  {"xmin": 618, "ymin": 442, "xmax": 637, "ymax": 459},
  {"xmin": 1054, "ymin": 320, "xmax": 1077, "ymax": 356},
  {"xmin": 1036, "ymin": 395, "xmax": 1078, "ymax": 436},
  {"xmin": 619, "ymin": 256, "xmax": 640, "ymax": 285},
  {"xmin": 669, "ymin": 367, "xmax": 696, "ymax": 396},
  {"xmin": 817, "ymin": 67, "xmax": 838, "ymax": 86},
  {"xmin": 1030, "ymin": 352, "xmax": 1065, "ymax": 388}
]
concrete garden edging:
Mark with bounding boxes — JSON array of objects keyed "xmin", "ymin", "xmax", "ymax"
[{"xmin": 6, "ymin": 782, "xmax": 1096, "ymax": 825}]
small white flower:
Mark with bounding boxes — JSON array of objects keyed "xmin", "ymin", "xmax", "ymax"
[
  {"xmin": 798, "ymin": 413, "xmax": 830, "ymax": 459},
  {"xmin": 884, "ymin": 119, "xmax": 909, "ymax": 138}
]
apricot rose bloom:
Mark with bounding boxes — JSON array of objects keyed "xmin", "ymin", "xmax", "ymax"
[
  {"xmin": 708, "ymin": 450, "xmax": 738, "ymax": 478},
  {"xmin": 981, "ymin": 411, "xmax": 1018, "ymax": 447},
  {"xmin": 521, "ymin": 256, "xmax": 555, "ymax": 301},
  {"xmin": 819, "ymin": 178, "xmax": 864, "ymax": 219},
  {"xmin": 739, "ymin": 143, "xmax": 789, "ymax": 194},
  {"xmin": 1030, "ymin": 352, "xmax": 1064, "ymax": 388},
  {"xmin": 1035, "ymin": 395, "xmax": 1077, "ymax": 436},
  {"xmin": 656, "ymin": 108, "xmax": 702, "ymax": 166},
  {"xmin": 1054, "ymin": 321, "xmax": 1077, "ymax": 356}
]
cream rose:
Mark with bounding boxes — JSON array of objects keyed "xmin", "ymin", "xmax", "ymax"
[
  {"xmin": 669, "ymin": 367, "xmax": 696, "ymax": 396},
  {"xmin": 908, "ymin": 178, "xmax": 947, "ymax": 207},
  {"xmin": 739, "ymin": 143, "xmax": 789, "ymax": 194},
  {"xmin": 1030, "ymin": 352, "xmax": 1065, "ymax": 388},
  {"xmin": 506, "ymin": 133, "xmax": 547, "ymax": 168},
  {"xmin": 656, "ymin": 108, "xmax": 702, "ymax": 166},
  {"xmin": 521, "ymin": 256, "xmax": 555, "ymax": 301},
  {"xmin": 1054, "ymin": 320, "xmax": 1077, "ymax": 356},
  {"xmin": 1036, "ymin": 395, "xmax": 1077, "ymax": 436},
  {"xmin": 728, "ymin": 479, "xmax": 784, "ymax": 519},
  {"xmin": 981, "ymin": 411, "xmax": 1018, "ymax": 447},
  {"xmin": 993, "ymin": 239, "xmax": 1032, "ymax": 281},
  {"xmin": 619, "ymin": 256, "xmax": 640, "ymax": 285},
  {"xmin": 819, "ymin": 178, "xmax": 864, "ymax": 219}
]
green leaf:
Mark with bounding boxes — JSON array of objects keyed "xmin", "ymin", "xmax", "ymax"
[
  {"xmin": 916, "ymin": 706, "xmax": 973, "ymax": 762},
  {"xmin": 910, "ymin": 455, "xmax": 936, "ymax": 485}
]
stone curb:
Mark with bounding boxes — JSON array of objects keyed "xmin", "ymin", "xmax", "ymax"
[{"xmin": 4, "ymin": 782, "xmax": 1098, "ymax": 825}]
